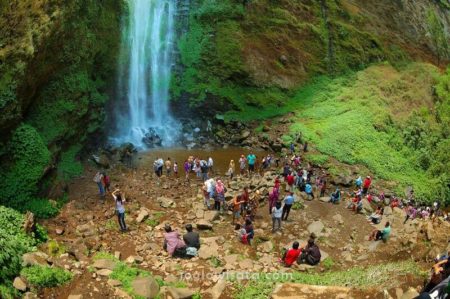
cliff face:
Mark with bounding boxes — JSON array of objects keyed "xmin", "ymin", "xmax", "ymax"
[
  {"xmin": 0, "ymin": 0, "xmax": 124, "ymax": 210},
  {"xmin": 171, "ymin": 0, "xmax": 450, "ymax": 116}
]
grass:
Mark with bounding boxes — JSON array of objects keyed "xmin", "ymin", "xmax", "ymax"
[
  {"xmin": 234, "ymin": 261, "xmax": 425, "ymax": 299},
  {"xmin": 145, "ymin": 211, "xmax": 165, "ymax": 228},
  {"xmin": 109, "ymin": 262, "xmax": 151, "ymax": 299},
  {"xmin": 47, "ymin": 239, "xmax": 66, "ymax": 257},
  {"xmin": 20, "ymin": 265, "xmax": 73, "ymax": 288}
]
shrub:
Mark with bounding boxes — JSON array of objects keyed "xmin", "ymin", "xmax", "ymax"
[
  {"xmin": 20, "ymin": 265, "xmax": 72, "ymax": 288},
  {"xmin": 0, "ymin": 206, "xmax": 36, "ymax": 283},
  {"xmin": 21, "ymin": 199, "xmax": 59, "ymax": 219}
]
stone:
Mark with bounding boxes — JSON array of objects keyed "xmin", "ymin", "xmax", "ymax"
[
  {"xmin": 22, "ymin": 212, "xmax": 35, "ymax": 235},
  {"xmin": 426, "ymin": 222, "xmax": 435, "ymax": 241},
  {"xmin": 361, "ymin": 198, "xmax": 373, "ymax": 214},
  {"xmin": 55, "ymin": 227, "xmax": 65, "ymax": 235},
  {"xmin": 115, "ymin": 251, "xmax": 121, "ymax": 260},
  {"xmin": 258, "ymin": 241, "xmax": 274, "ymax": 253},
  {"xmin": 271, "ymin": 283, "xmax": 351, "ymax": 299},
  {"xmin": 238, "ymin": 259, "xmax": 254, "ymax": 269},
  {"xmin": 115, "ymin": 287, "xmax": 133, "ymax": 299},
  {"xmin": 131, "ymin": 277, "xmax": 160, "ymax": 299},
  {"xmin": 125, "ymin": 256, "xmax": 136, "ymax": 264},
  {"xmin": 207, "ymin": 278, "xmax": 227, "ymax": 299},
  {"xmin": 196, "ymin": 219, "xmax": 213, "ymax": 230},
  {"xmin": 319, "ymin": 197, "xmax": 329, "ymax": 203},
  {"xmin": 332, "ymin": 214, "xmax": 344, "ymax": 225},
  {"xmin": 307, "ymin": 221, "xmax": 324, "ymax": 236},
  {"xmin": 157, "ymin": 197, "xmax": 176, "ymax": 208},
  {"xmin": 203, "ymin": 210, "xmax": 220, "ymax": 222},
  {"xmin": 400, "ymin": 288, "xmax": 419, "ymax": 299},
  {"xmin": 96, "ymin": 269, "xmax": 113, "ymax": 276},
  {"xmin": 13, "ymin": 277, "xmax": 27, "ymax": 291},
  {"xmin": 136, "ymin": 210, "xmax": 149, "ymax": 223},
  {"xmin": 68, "ymin": 295, "xmax": 83, "ymax": 299},
  {"xmin": 22, "ymin": 252, "xmax": 49, "ymax": 267},
  {"xmin": 76, "ymin": 223, "xmax": 96, "ymax": 237},
  {"xmin": 108, "ymin": 279, "xmax": 123, "ymax": 287},
  {"xmin": 383, "ymin": 206, "xmax": 393, "ymax": 216},
  {"xmin": 166, "ymin": 286, "xmax": 197, "ymax": 299},
  {"xmin": 241, "ymin": 130, "xmax": 251, "ymax": 140},
  {"xmin": 93, "ymin": 259, "xmax": 117, "ymax": 270},
  {"xmin": 23, "ymin": 292, "xmax": 38, "ymax": 299}
]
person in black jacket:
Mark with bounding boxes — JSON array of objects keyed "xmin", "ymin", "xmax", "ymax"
[
  {"xmin": 297, "ymin": 237, "xmax": 321, "ymax": 266},
  {"xmin": 183, "ymin": 224, "xmax": 200, "ymax": 249}
]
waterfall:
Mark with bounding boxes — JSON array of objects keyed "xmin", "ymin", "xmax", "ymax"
[{"xmin": 113, "ymin": 0, "xmax": 180, "ymax": 148}]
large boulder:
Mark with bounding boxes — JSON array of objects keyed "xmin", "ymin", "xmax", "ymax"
[
  {"xmin": 203, "ymin": 210, "xmax": 220, "ymax": 222},
  {"xmin": 13, "ymin": 277, "xmax": 27, "ymax": 291},
  {"xmin": 196, "ymin": 219, "xmax": 213, "ymax": 230},
  {"xmin": 207, "ymin": 279, "xmax": 227, "ymax": 299},
  {"xmin": 131, "ymin": 277, "xmax": 160, "ymax": 299},
  {"xmin": 258, "ymin": 241, "xmax": 274, "ymax": 253},
  {"xmin": 360, "ymin": 198, "xmax": 373, "ymax": 214},
  {"xmin": 166, "ymin": 287, "xmax": 197, "ymax": 299},
  {"xmin": 307, "ymin": 221, "xmax": 324, "ymax": 236}
]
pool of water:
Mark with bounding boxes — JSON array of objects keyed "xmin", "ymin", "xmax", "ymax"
[{"xmin": 134, "ymin": 147, "xmax": 268, "ymax": 175}]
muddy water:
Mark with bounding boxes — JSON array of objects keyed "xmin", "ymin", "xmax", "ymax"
[{"xmin": 134, "ymin": 147, "xmax": 268, "ymax": 175}]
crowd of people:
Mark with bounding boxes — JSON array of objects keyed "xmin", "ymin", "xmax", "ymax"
[{"xmin": 92, "ymin": 143, "xmax": 449, "ymax": 294}]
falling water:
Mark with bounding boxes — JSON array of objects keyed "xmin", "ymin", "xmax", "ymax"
[{"xmin": 113, "ymin": 0, "xmax": 180, "ymax": 148}]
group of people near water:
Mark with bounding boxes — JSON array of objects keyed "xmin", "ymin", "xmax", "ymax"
[{"xmin": 93, "ymin": 143, "xmax": 450, "ymax": 289}]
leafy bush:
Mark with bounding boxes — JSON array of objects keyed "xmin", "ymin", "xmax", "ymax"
[
  {"xmin": 58, "ymin": 145, "xmax": 83, "ymax": 181},
  {"xmin": 322, "ymin": 257, "xmax": 335, "ymax": 270},
  {"xmin": 0, "ymin": 206, "xmax": 36, "ymax": 284},
  {"xmin": 109, "ymin": 262, "xmax": 151, "ymax": 297},
  {"xmin": 21, "ymin": 198, "xmax": 59, "ymax": 219},
  {"xmin": 21, "ymin": 265, "xmax": 72, "ymax": 288},
  {"xmin": 0, "ymin": 124, "xmax": 50, "ymax": 209}
]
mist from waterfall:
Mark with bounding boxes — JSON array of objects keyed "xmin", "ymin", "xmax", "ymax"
[{"xmin": 113, "ymin": 0, "xmax": 180, "ymax": 148}]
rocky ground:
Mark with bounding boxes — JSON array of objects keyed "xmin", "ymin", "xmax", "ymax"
[{"xmin": 14, "ymin": 151, "xmax": 450, "ymax": 299}]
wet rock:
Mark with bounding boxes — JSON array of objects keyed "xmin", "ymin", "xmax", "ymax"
[
  {"xmin": 131, "ymin": 276, "xmax": 160, "ymax": 299},
  {"xmin": 92, "ymin": 154, "xmax": 110, "ymax": 168},
  {"xmin": 13, "ymin": 277, "xmax": 27, "ymax": 291},
  {"xmin": 93, "ymin": 259, "xmax": 117, "ymax": 270}
]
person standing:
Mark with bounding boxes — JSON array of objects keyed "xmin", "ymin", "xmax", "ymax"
[
  {"xmin": 247, "ymin": 152, "xmax": 256, "ymax": 175},
  {"xmin": 93, "ymin": 172, "xmax": 105, "ymax": 198},
  {"xmin": 305, "ymin": 182, "xmax": 314, "ymax": 200},
  {"xmin": 228, "ymin": 160, "xmax": 235, "ymax": 180},
  {"xmin": 112, "ymin": 189, "xmax": 127, "ymax": 232},
  {"xmin": 239, "ymin": 155, "xmax": 247, "ymax": 176},
  {"xmin": 232, "ymin": 195, "xmax": 242, "ymax": 225},
  {"xmin": 269, "ymin": 187, "xmax": 279, "ymax": 214},
  {"xmin": 102, "ymin": 172, "xmax": 111, "ymax": 193},
  {"xmin": 207, "ymin": 156, "xmax": 214, "ymax": 175},
  {"xmin": 215, "ymin": 179, "xmax": 225, "ymax": 211},
  {"xmin": 290, "ymin": 143, "xmax": 295, "ymax": 155},
  {"xmin": 165, "ymin": 158, "xmax": 172, "ymax": 176},
  {"xmin": 282, "ymin": 192, "xmax": 295, "ymax": 221},
  {"xmin": 363, "ymin": 176, "xmax": 372, "ymax": 195},
  {"xmin": 184, "ymin": 160, "xmax": 190, "ymax": 181},
  {"xmin": 173, "ymin": 162, "xmax": 178, "ymax": 178},
  {"xmin": 272, "ymin": 201, "xmax": 283, "ymax": 232}
]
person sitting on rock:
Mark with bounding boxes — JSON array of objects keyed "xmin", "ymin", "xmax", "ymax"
[
  {"xmin": 183, "ymin": 224, "xmax": 200, "ymax": 257},
  {"xmin": 368, "ymin": 221, "xmax": 391, "ymax": 242},
  {"xmin": 367, "ymin": 206, "xmax": 383, "ymax": 224},
  {"xmin": 243, "ymin": 219, "xmax": 254, "ymax": 245},
  {"xmin": 297, "ymin": 238, "xmax": 321, "ymax": 266},
  {"xmin": 163, "ymin": 224, "xmax": 186, "ymax": 258},
  {"xmin": 282, "ymin": 241, "xmax": 302, "ymax": 267},
  {"xmin": 329, "ymin": 187, "xmax": 341, "ymax": 204}
]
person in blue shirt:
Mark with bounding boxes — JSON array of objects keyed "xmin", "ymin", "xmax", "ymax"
[
  {"xmin": 305, "ymin": 183, "xmax": 314, "ymax": 200},
  {"xmin": 282, "ymin": 192, "xmax": 295, "ymax": 220},
  {"xmin": 247, "ymin": 152, "xmax": 256, "ymax": 173}
]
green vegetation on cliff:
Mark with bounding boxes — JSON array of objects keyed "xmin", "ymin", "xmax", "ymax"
[{"xmin": 0, "ymin": 0, "xmax": 123, "ymax": 213}]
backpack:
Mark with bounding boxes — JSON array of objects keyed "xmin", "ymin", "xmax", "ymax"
[
  {"xmin": 93, "ymin": 173, "xmax": 102, "ymax": 183},
  {"xmin": 104, "ymin": 175, "xmax": 110, "ymax": 185}
]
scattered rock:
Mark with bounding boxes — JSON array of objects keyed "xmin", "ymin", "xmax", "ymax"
[
  {"xmin": 258, "ymin": 241, "xmax": 274, "ymax": 253},
  {"xmin": 93, "ymin": 259, "xmax": 117, "ymax": 270},
  {"xmin": 22, "ymin": 252, "xmax": 48, "ymax": 267},
  {"xmin": 157, "ymin": 197, "xmax": 176, "ymax": 208},
  {"xmin": 96, "ymin": 269, "xmax": 113, "ymax": 276},
  {"xmin": 203, "ymin": 210, "xmax": 220, "ymax": 222},
  {"xmin": 207, "ymin": 278, "xmax": 226, "ymax": 299},
  {"xmin": 115, "ymin": 287, "xmax": 133, "ymax": 299},
  {"xmin": 108, "ymin": 279, "xmax": 122, "ymax": 287},
  {"xmin": 13, "ymin": 277, "xmax": 27, "ymax": 291},
  {"xmin": 166, "ymin": 286, "xmax": 197, "ymax": 299},
  {"xmin": 196, "ymin": 219, "xmax": 213, "ymax": 230},
  {"xmin": 307, "ymin": 221, "xmax": 324, "ymax": 236},
  {"xmin": 425, "ymin": 222, "xmax": 435, "ymax": 241},
  {"xmin": 319, "ymin": 197, "xmax": 329, "ymax": 203},
  {"xmin": 55, "ymin": 227, "xmax": 65, "ymax": 235},
  {"xmin": 136, "ymin": 209, "xmax": 149, "ymax": 223},
  {"xmin": 131, "ymin": 277, "xmax": 160, "ymax": 299},
  {"xmin": 332, "ymin": 214, "xmax": 344, "ymax": 225},
  {"xmin": 361, "ymin": 198, "xmax": 373, "ymax": 214},
  {"xmin": 68, "ymin": 295, "xmax": 83, "ymax": 299}
]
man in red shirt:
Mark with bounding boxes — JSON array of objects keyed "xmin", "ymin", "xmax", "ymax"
[
  {"xmin": 286, "ymin": 172, "xmax": 295, "ymax": 192},
  {"xmin": 282, "ymin": 241, "xmax": 302, "ymax": 267},
  {"xmin": 363, "ymin": 176, "xmax": 372, "ymax": 195}
]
